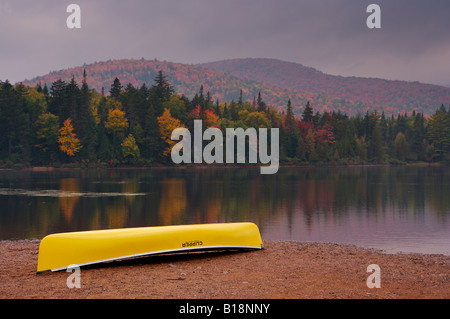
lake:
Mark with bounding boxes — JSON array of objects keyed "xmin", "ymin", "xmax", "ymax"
[{"xmin": 0, "ymin": 166, "xmax": 449, "ymax": 255}]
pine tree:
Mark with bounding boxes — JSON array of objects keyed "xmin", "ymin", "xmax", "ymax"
[
  {"xmin": 302, "ymin": 101, "xmax": 313, "ymax": 123},
  {"xmin": 77, "ymin": 70, "xmax": 97, "ymax": 159},
  {"xmin": 428, "ymin": 105, "xmax": 450, "ymax": 159},
  {"xmin": 411, "ymin": 112, "xmax": 426, "ymax": 160},
  {"xmin": 66, "ymin": 77, "xmax": 81, "ymax": 125},
  {"xmin": 42, "ymin": 84, "xmax": 49, "ymax": 98},
  {"xmin": 305, "ymin": 127, "xmax": 316, "ymax": 161},
  {"xmin": 282, "ymin": 99, "xmax": 299, "ymax": 158},
  {"xmin": 296, "ymin": 135, "xmax": 306, "ymax": 161},
  {"xmin": 143, "ymin": 104, "xmax": 162, "ymax": 160},
  {"xmin": 256, "ymin": 92, "xmax": 267, "ymax": 112},
  {"xmin": 214, "ymin": 99, "xmax": 221, "ymax": 117},
  {"xmin": 110, "ymin": 77, "xmax": 123, "ymax": 100},
  {"xmin": 0, "ymin": 81, "xmax": 29, "ymax": 158},
  {"xmin": 370, "ymin": 123, "xmax": 385, "ymax": 162},
  {"xmin": 150, "ymin": 71, "xmax": 174, "ymax": 117},
  {"xmin": 284, "ymin": 99, "xmax": 297, "ymax": 132},
  {"xmin": 153, "ymin": 70, "xmax": 173, "ymax": 101},
  {"xmin": 394, "ymin": 132, "xmax": 408, "ymax": 161},
  {"xmin": 35, "ymin": 112, "xmax": 59, "ymax": 155},
  {"xmin": 49, "ymin": 79, "xmax": 68, "ymax": 122},
  {"xmin": 222, "ymin": 103, "xmax": 229, "ymax": 120}
]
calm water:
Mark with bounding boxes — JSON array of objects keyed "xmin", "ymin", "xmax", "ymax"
[{"xmin": 0, "ymin": 166, "xmax": 449, "ymax": 255}]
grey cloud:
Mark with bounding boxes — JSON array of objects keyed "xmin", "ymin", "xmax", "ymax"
[{"xmin": 0, "ymin": 0, "xmax": 449, "ymax": 86}]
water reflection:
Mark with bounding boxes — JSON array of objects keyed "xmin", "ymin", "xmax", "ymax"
[
  {"xmin": 59, "ymin": 178, "xmax": 80, "ymax": 222},
  {"xmin": 0, "ymin": 166, "xmax": 449, "ymax": 254},
  {"xmin": 158, "ymin": 178, "xmax": 187, "ymax": 225}
]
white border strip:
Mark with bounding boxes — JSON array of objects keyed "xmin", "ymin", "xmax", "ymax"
[{"xmin": 49, "ymin": 245, "xmax": 263, "ymax": 272}]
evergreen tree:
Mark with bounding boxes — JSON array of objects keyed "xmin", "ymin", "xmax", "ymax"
[
  {"xmin": 228, "ymin": 101, "xmax": 239, "ymax": 121},
  {"xmin": 256, "ymin": 92, "xmax": 267, "ymax": 112},
  {"xmin": 66, "ymin": 77, "xmax": 81, "ymax": 125},
  {"xmin": 35, "ymin": 112, "xmax": 60, "ymax": 162},
  {"xmin": 42, "ymin": 84, "xmax": 49, "ymax": 97},
  {"xmin": 380, "ymin": 111, "xmax": 388, "ymax": 144},
  {"xmin": 153, "ymin": 70, "xmax": 173, "ymax": 101},
  {"xmin": 305, "ymin": 128, "xmax": 316, "ymax": 161},
  {"xmin": 222, "ymin": 103, "xmax": 229, "ymax": 120},
  {"xmin": 110, "ymin": 77, "xmax": 123, "ymax": 100},
  {"xmin": 150, "ymin": 71, "xmax": 174, "ymax": 117},
  {"xmin": 302, "ymin": 101, "xmax": 313, "ymax": 123},
  {"xmin": 361, "ymin": 111, "xmax": 385, "ymax": 161},
  {"xmin": 296, "ymin": 135, "xmax": 306, "ymax": 161},
  {"xmin": 282, "ymin": 99, "xmax": 299, "ymax": 158},
  {"xmin": 394, "ymin": 132, "xmax": 408, "ymax": 161},
  {"xmin": 411, "ymin": 112, "xmax": 426, "ymax": 160},
  {"xmin": 0, "ymin": 81, "xmax": 30, "ymax": 159},
  {"xmin": 142, "ymin": 103, "xmax": 163, "ymax": 161},
  {"xmin": 428, "ymin": 105, "xmax": 450, "ymax": 159},
  {"xmin": 75, "ymin": 70, "xmax": 97, "ymax": 159},
  {"xmin": 284, "ymin": 99, "xmax": 297, "ymax": 132},
  {"xmin": 214, "ymin": 99, "xmax": 221, "ymax": 117},
  {"xmin": 122, "ymin": 83, "xmax": 140, "ymax": 128},
  {"xmin": 49, "ymin": 79, "xmax": 68, "ymax": 122}
]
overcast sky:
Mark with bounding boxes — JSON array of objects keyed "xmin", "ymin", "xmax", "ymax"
[{"xmin": 1, "ymin": 0, "xmax": 449, "ymax": 86}]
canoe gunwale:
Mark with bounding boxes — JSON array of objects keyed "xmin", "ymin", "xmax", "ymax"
[{"xmin": 37, "ymin": 244, "xmax": 263, "ymax": 273}]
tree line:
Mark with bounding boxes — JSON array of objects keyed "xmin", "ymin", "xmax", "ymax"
[{"xmin": 0, "ymin": 70, "xmax": 449, "ymax": 168}]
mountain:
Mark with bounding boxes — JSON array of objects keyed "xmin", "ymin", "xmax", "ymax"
[
  {"xmin": 199, "ymin": 58, "xmax": 450, "ymax": 116},
  {"xmin": 21, "ymin": 58, "xmax": 450, "ymax": 117},
  {"xmin": 22, "ymin": 59, "xmax": 363, "ymax": 117}
]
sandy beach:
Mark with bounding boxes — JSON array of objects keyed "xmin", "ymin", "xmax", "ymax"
[{"xmin": 0, "ymin": 240, "xmax": 448, "ymax": 299}]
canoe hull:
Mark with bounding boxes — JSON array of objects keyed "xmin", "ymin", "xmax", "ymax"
[{"xmin": 37, "ymin": 222, "xmax": 263, "ymax": 273}]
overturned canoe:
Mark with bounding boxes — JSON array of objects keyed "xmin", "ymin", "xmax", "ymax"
[{"xmin": 37, "ymin": 222, "xmax": 263, "ymax": 273}]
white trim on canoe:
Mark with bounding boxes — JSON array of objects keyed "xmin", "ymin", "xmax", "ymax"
[{"xmin": 43, "ymin": 244, "xmax": 263, "ymax": 273}]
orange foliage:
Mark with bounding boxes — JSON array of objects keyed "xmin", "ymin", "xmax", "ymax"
[
  {"xmin": 188, "ymin": 105, "xmax": 219, "ymax": 128},
  {"xmin": 157, "ymin": 108, "xmax": 184, "ymax": 156},
  {"xmin": 58, "ymin": 118, "xmax": 82, "ymax": 156}
]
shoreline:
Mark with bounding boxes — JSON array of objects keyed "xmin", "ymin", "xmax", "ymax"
[
  {"xmin": 1, "ymin": 240, "xmax": 448, "ymax": 299},
  {"xmin": 0, "ymin": 161, "xmax": 444, "ymax": 172}
]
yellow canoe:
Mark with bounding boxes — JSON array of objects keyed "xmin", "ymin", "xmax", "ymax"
[{"xmin": 37, "ymin": 222, "xmax": 263, "ymax": 273}]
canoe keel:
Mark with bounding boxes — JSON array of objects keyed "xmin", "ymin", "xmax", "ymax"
[{"xmin": 37, "ymin": 222, "xmax": 263, "ymax": 273}]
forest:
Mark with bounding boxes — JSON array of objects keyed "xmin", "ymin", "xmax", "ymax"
[{"xmin": 0, "ymin": 70, "xmax": 449, "ymax": 168}]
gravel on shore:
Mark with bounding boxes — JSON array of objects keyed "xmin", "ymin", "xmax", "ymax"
[{"xmin": 0, "ymin": 240, "xmax": 448, "ymax": 299}]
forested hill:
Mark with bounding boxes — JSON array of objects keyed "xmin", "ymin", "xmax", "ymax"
[
  {"xmin": 23, "ymin": 59, "xmax": 321, "ymax": 118},
  {"xmin": 199, "ymin": 58, "xmax": 450, "ymax": 116},
  {"xmin": 21, "ymin": 58, "xmax": 450, "ymax": 117}
]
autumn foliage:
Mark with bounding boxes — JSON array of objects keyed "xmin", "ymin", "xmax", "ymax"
[
  {"xmin": 188, "ymin": 105, "xmax": 219, "ymax": 128},
  {"xmin": 158, "ymin": 108, "xmax": 184, "ymax": 156},
  {"xmin": 58, "ymin": 118, "xmax": 82, "ymax": 156},
  {"xmin": 105, "ymin": 108, "xmax": 129, "ymax": 136},
  {"xmin": 1, "ymin": 68, "xmax": 449, "ymax": 167},
  {"xmin": 22, "ymin": 58, "xmax": 450, "ymax": 118}
]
